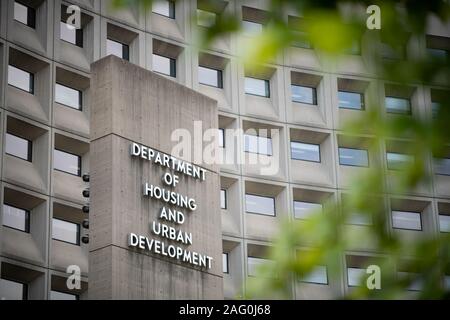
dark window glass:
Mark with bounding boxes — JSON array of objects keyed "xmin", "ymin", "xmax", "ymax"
[
  {"xmin": 50, "ymin": 290, "xmax": 78, "ymax": 300},
  {"xmin": 60, "ymin": 21, "xmax": 83, "ymax": 47},
  {"xmin": 244, "ymin": 134, "xmax": 272, "ymax": 156},
  {"xmin": 14, "ymin": 1, "xmax": 35, "ymax": 28},
  {"xmin": 386, "ymin": 152, "xmax": 413, "ymax": 170},
  {"xmin": 199, "ymin": 66, "xmax": 223, "ymax": 88},
  {"xmin": 291, "ymin": 31, "xmax": 312, "ymax": 49},
  {"xmin": 197, "ymin": 9, "xmax": 216, "ymax": 28},
  {"xmin": 55, "ymin": 83, "xmax": 82, "ymax": 110},
  {"xmin": 53, "ymin": 149, "xmax": 81, "ymax": 176},
  {"xmin": 222, "ymin": 253, "xmax": 229, "ymax": 273},
  {"xmin": 0, "ymin": 278, "xmax": 27, "ymax": 300},
  {"xmin": 52, "ymin": 218, "xmax": 80, "ymax": 245},
  {"xmin": 299, "ymin": 265, "xmax": 328, "ymax": 284},
  {"xmin": 427, "ymin": 48, "xmax": 448, "ymax": 61},
  {"xmin": 291, "ymin": 141, "xmax": 320, "ymax": 162},
  {"xmin": 5, "ymin": 133, "xmax": 32, "ymax": 162},
  {"xmin": 292, "ymin": 84, "xmax": 316, "ymax": 104},
  {"xmin": 294, "ymin": 201, "xmax": 322, "ymax": 219},
  {"xmin": 385, "ymin": 96, "xmax": 411, "ymax": 114},
  {"xmin": 220, "ymin": 189, "xmax": 227, "ymax": 209},
  {"xmin": 8, "ymin": 65, "xmax": 34, "ymax": 93},
  {"xmin": 2, "ymin": 204, "xmax": 30, "ymax": 232},
  {"xmin": 431, "ymin": 101, "xmax": 440, "ymax": 118},
  {"xmin": 106, "ymin": 39, "xmax": 130, "ymax": 61},
  {"xmin": 152, "ymin": 54, "xmax": 176, "ymax": 77},
  {"xmin": 245, "ymin": 77, "xmax": 270, "ymax": 97},
  {"xmin": 439, "ymin": 214, "xmax": 450, "ymax": 233},
  {"xmin": 434, "ymin": 158, "xmax": 450, "ymax": 176},
  {"xmin": 218, "ymin": 128, "xmax": 225, "ymax": 148},
  {"xmin": 245, "ymin": 194, "xmax": 275, "ymax": 216},
  {"xmin": 338, "ymin": 147, "xmax": 369, "ymax": 167},
  {"xmin": 392, "ymin": 210, "xmax": 422, "ymax": 230},
  {"xmin": 152, "ymin": 0, "xmax": 175, "ymax": 19},
  {"xmin": 338, "ymin": 91, "xmax": 364, "ymax": 110}
]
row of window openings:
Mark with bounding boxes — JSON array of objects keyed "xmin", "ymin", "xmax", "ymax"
[
  {"xmin": 6, "ymin": 63, "xmax": 428, "ymax": 116},
  {"xmin": 219, "ymin": 190, "xmax": 450, "ymax": 232},
  {"xmin": 0, "ymin": 278, "xmax": 78, "ymax": 300},
  {"xmin": 5, "ymin": 133, "xmax": 81, "ymax": 176},
  {"xmin": 2, "ymin": 204, "xmax": 82, "ymax": 245}
]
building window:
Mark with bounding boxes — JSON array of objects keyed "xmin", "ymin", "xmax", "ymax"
[
  {"xmin": 222, "ymin": 253, "xmax": 229, "ymax": 274},
  {"xmin": 14, "ymin": 1, "xmax": 35, "ymax": 28},
  {"xmin": 50, "ymin": 290, "xmax": 78, "ymax": 300},
  {"xmin": 55, "ymin": 83, "xmax": 82, "ymax": 110},
  {"xmin": 0, "ymin": 278, "xmax": 27, "ymax": 300},
  {"xmin": 439, "ymin": 214, "xmax": 450, "ymax": 233},
  {"xmin": 197, "ymin": 9, "xmax": 216, "ymax": 28},
  {"xmin": 244, "ymin": 77, "xmax": 270, "ymax": 97},
  {"xmin": 398, "ymin": 272, "xmax": 423, "ymax": 291},
  {"xmin": 347, "ymin": 212, "xmax": 372, "ymax": 226},
  {"xmin": 291, "ymin": 31, "xmax": 313, "ymax": 49},
  {"xmin": 242, "ymin": 20, "xmax": 263, "ymax": 35},
  {"xmin": 199, "ymin": 66, "xmax": 223, "ymax": 88},
  {"xmin": 427, "ymin": 48, "xmax": 448, "ymax": 61},
  {"xmin": 8, "ymin": 65, "xmax": 34, "ymax": 93},
  {"xmin": 60, "ymin": 21, "xmax": 83, "ymax": 47},
  {"xmin": 220, "ymin": 189, "xmax": 227, "ymax": 209},
  {"xmin": 152, "ymin": 0, "xmax": 175, "ymax": 19},
  {"xmin": 291, "ymin": 142, "xmax": 320, "ymax": 162},
  {"xmin": 218, "ymin": 128, "xmax": 225, "ymax": 148},
  {"xmin": 245, "ymin": 194, "xmax": 275, "ymax": 216},
  {"xmin": 386, "ymin": 152, "xmax": 413, "ymax": 170},
  {"xmin": 152, "ymin": 54, "xmax": 176, "ymax": 77},
  {"xmin": 299, "ymin": 265, "xmax": 328, "ymax": 285},
  {"xmin": 291, "ymin": 84, "xmax": 317, "ymax": 105},
  {"xmin": 391, "ymin": 210, "xmax": 422, "ymax": 231},
  {"xmin": 106, "ymin": 39, "xmax": 130, "ymax": 61},
  {"xmin": 52, "ymin": 218, "xmax": 80, "ymax": 245},
  {"xmin": 5, "ymin": 133, "xmax": 32, "ymax": 162},
  {"xmin": 244, "ymin": 134, "xmax": 272, "ymax": 156},
  {"xmin": 338, "ymin": 147, "xmax": 369, "ymax": 167},
  {"xmin": 338, "ymin": 91, "xmax": 364, "ymax": 110},
  {"xmin": 345, "ymin": 40, "xmax": 361, "ymax": 55},
  {"xmin": 385, "ymin": 96, "xmax": 411, "ymax": 114},
  {"xmin": 294, "ymin": 201, "xmax": 322, "ymax": 219},
  {"xmin": 347, "ymin": 267, "xmax": 365, "ymax": 287},
  {"xmin": 432, "ymin": 101, "xmax": 440, "ymax": 118},
  {"xmin": 53, "ymin": 149, "xmax": 81, "ymax": 176},
  {"xmin": 2, "ymin": 204, "xmax": 30, "ymax": 233},
  {"xmin": 434, "ymin": 158, "xmax": 450, "ymax": 176}
]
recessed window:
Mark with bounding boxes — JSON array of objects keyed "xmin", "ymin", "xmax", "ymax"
[
  {"xmin": 242, "ymin": 20, "xmax": 263, "ymax": 35},
  {"xmin": 386, "ymin": 152, "xmax": 413, "ymax": 170},
  {"xmin": 347, "ymin": 267, "xmax": 365, "ymax": 287},
  {"xmin": 55, "ymin": 83, "xmax": 82, "ymax": 110},
  {"xmin": 434, "ymin": 158, "xmax": 450, "ymax": 176},
  {"xmin": 338, "ymin": 91, "xmax": 364, "ymax": 110},
  {"xmin": 152, "ymin": 54, "xmax": 176, "ymax": 77},
  {"xmin": 197, "ymin": 9, "xmax": 216, "ymax": 28},
  {"xmin": 245, "ymin": 194, "xmax": 275, "ymax": 216},
  {"xmin": 431, "ymin": 101, "xmax": 440, "ymax": 118},
  {"xmin": 244, "ymin": 134, "xmax": 272, "ymax": 156},
  {"xmin": 299, "ymin": 265, "xmax": 328, "ymax": 285},
  {"xmin": 220, "ymin": 189, "xmax": 227, "ymax": 209},
  {"xmin": 2, "ymin": 204, "xmax": 30, "ymax": 232},
  {"xmin": 292, "ymin": 31, "xmax": 312, "ymax": 49},
  {"xmin": 291, "ymin": 142, "xmax": 320, "ymax": 162},
  {"xmin": 60, "ymin": 21, "xmax": 83, "ymax": 47},
  {"xmin": 199, "ymin": 66, "xmax": 223, "ymax": 88},
  {"xmin": 392, "ymin": 210, "xmax": 422, "ymax": 230},
  {"xmin": 152, "ymin": 0, "xmax": 175, "ymax": 19},
  {"xmin": 0, "ymin": 278, "xmax": 27, "ymax": 300},
  {"xmin": 347, "ymin": 212, "xmax": 372, "ymax": 226},
  {"xmin": 338, "ymin": 147, "xmax": 369, "ymax": 167},
  {"xmin": 292, "ymin": 84, "xmax": 317, "ymax": 105},
  {"xmin": 385, "ymin": 96, "xmax": 411, "ymax": 114},
  {"xmin": 398, "ymin": 272, "xmax": 423, "ymax": 291},
  {"xmin": 14, "ymin": 1, "xmax": 35, "ymax": 28},
  {"xmin": 53, "ymin": 149, "xmax": 81, "ymax": 176},
  {"xmin": 218, "ymin": 128, "xmax": 225, "ymax": 148},
  {"xmin": 247, "ymin": 257, "xmax": 273, "ymax": 277},
  {"xmin": 106, "ymin": 39, "xmax": 130, "ymax": 61},
  {"xmin": 438, "ymin": 214, "xmax": 450, "ymax": 233},
  {"xmin": 5, "ymin": 133, "xmax": 32, "ymax": 162},
  {"xmin": 294, "ymin": 201, "xmax": 322, "ymax": 219},
  {"xmin": 50, "ymin": 290, "xmax": 78, "ymax": 300},
  {"xmin": 8, "ymin": 65, "xmax": 34, "ymax": 93},
  {"xmin": 244, "ymin": 77, "xmax": 270, "ymax": 97},
  {"xmin": 222, "ymin": 253, "xmax": 229, "ymax": 274},
  {"xmin": 52, "ymin": 218, "xmax": 80, "ymax": 245},
  {"xmin": 427, "ymin": 48, "xmax": 448, "ymax": 61}
]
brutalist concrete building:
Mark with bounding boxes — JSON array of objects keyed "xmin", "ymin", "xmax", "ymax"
[{"xmin": 0, "ymin": 0, "xmax": 449, "ymax": 300}]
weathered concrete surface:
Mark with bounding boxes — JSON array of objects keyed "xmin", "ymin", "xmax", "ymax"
[{"xmin": 89, "ymin": 56, "xmax": 222, "ymax": 299}]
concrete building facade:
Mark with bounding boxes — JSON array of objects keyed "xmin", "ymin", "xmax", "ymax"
[{"xmin": 0, "ymin": 0, "xmax": 449, "ymax": 299}]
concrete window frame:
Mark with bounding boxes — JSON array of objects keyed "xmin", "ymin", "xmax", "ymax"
[{"xmin": 0, "ymin": 261, "xmax": 46, "ymax": 299}]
